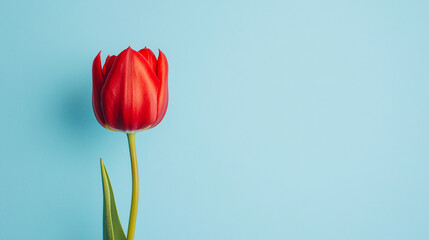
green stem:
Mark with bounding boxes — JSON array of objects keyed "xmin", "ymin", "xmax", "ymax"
[{"xmin": 127, "ymin": 133, "xmax": 138, "ymax": 240}]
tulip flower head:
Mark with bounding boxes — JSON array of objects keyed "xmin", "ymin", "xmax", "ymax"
[{"xmin": 92, "ymin": 47, "xmax": 168, "ymax": 132}]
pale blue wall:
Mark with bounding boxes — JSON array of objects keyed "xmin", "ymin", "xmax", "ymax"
[{"xmin": 1, "ymin": 0, "xmax": 428, "ymax": 239}]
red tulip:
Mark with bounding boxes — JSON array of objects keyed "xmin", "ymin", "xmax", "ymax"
[{"xmin": 92, "ymin": 47, "xmax": 168, "ymax": 132}]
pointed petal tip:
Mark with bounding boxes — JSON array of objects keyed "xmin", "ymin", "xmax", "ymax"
[
  {"xmin": 157, "ymin": 49, "xmax": 167, "ymax": 60},
  {"xmin": 95, "ymin": 51, "xmax": 102, "ymax": 60},
  {"xmin": 93, "ymin": 52, "xmax": 102, "ymax": 67},
  {"xmin": 158, "ymin": 48, "xmax": 166, "ymax": 56},
  {"xmin": 123, "ymin": 46, "xmax": 138, "ymax": 55}
]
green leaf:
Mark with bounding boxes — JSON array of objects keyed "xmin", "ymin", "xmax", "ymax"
[{"xmin": 100, "ymin": 159, "xmax": 127, "ymax": 240}]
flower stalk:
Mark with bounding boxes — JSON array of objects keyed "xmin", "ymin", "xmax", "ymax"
[{"xmin": 127, "ymin": 133, "xmax": 139, "ymax": 240}]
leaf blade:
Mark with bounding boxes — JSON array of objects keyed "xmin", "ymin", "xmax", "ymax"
[{"xmin": 100, "ymin": 158, "xmax": 127, "ymax": 240}]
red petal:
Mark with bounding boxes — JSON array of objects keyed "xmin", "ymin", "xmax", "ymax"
[
  {"xmin": 102, "ymin": 55, "xmax": 110, "ymax": 77},
  {"xmin": 138, "ymin": 47, "xmax": 157, "ymax": 73},
  {"xmin": 151, "ymin": 49, "xmax": 169, "ymax": 128},
  {"xmin": 92, "ymin": 51, "xmax": 106, "ymax": 126},
  {"xmin": 101, "ymin": 47, "xmax": 160, "ymax": 132},
  {"xmin": 102, "ymin": 55, "xmax": 117, "ymax": 78}
]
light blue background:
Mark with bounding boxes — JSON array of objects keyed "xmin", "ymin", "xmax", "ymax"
[{"xmin": 1, "ymin": 0, "xmax": 428, "ymax": 239}]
